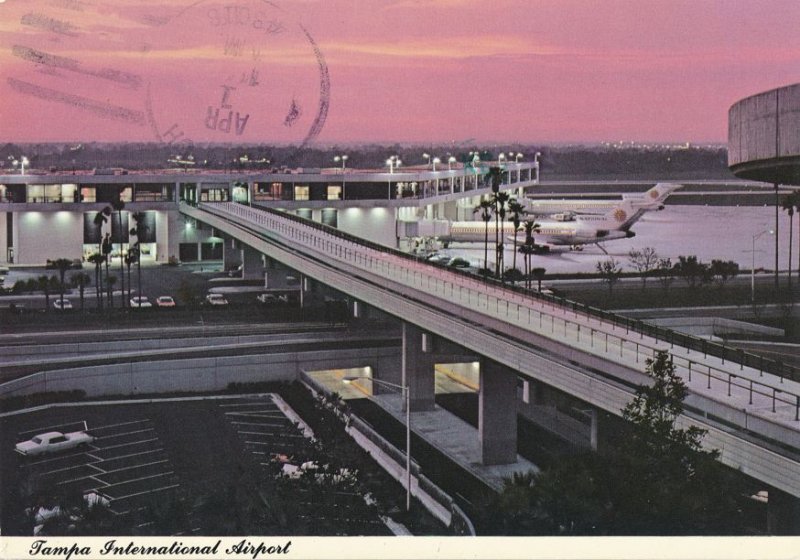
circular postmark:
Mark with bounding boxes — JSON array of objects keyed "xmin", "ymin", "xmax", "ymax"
[
  {"xmin": 1, "ymin": 0, "xmax": 329, "ymax": 149},
  {"xmin": 144, "ymin": 0, "xmax": 330, "ymax": 150}
]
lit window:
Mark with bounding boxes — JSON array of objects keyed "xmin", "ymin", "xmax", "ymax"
[
  {"xmin": 327, "ymin": 185, "xmax": 342, "ymax": 200},
  {"xmin": 294, "ymin": 185, "xmax": 309, "ymax": 201}
]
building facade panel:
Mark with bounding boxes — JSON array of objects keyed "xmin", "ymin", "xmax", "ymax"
[{"xmin": 728, "ymin": 83, "xmax": 800, "ymax": 185}]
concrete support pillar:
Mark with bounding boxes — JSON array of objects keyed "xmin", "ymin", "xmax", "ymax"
[
  {"xmin": 299, "ymin": 274, "xmax": 314, "ymax": 308},
  {"xmin": 479, "ymin": 359, "xmax": 518, "ymax": 465},
  {"xmin": 222, "ymin": 237, "xmax": 241, "ymax": 270},
  {"xmin": 589, "ymin": 409, "xmax": 598, "ymax": 451},
  {"xmin": 402, "ymin": 322, "xmax": 436, "ymax": 412},
  {"xmin": 241, "ymin": 246, "xmax": 263, "ymax": 279},
  {"xmin": 767, "ymin": 488, "xmax": 800, "ymax": 535}
]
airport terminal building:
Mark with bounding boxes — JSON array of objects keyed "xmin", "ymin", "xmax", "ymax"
[{"xmin": 0, "ymin": 162, "xmax": 538, "ymax": 266}]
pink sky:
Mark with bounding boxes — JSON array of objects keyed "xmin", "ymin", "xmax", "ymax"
[{"xmin": 0, "ymin": 0, "xmax": 798, "ymax": 144}]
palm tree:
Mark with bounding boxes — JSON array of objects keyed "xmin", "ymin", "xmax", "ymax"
[
  {"xmin": 507, "ymin": 199, "xmax": 526, "ymax": 279},
  {"xmin": 93, "ymin": 207, "xmax": 112, "ymax": 307},
  {"xmin": 106, "ymin": 275, "xmax": 117, "ymax": 308},
  {"xmin": 52, "ymin": 258, "xmax": 73, "ymax": 308},
  {"xmin": 87, "ymin": 253, "xmax": 105, "ymax": 309},
  {"xmin": 782, "ymin": 195, "xmax": 795, "ymax": 294},
  {"xmin": 473, "ymin": 199, "xmax": 494, "ymax": 275},
  {"xmin": 70, "ymin": 272, "xmax": 91, "ymax": 311},
  {"xmin": 522, "ymin": 220, "xmax": 540, "ymax": 289},
  {"xmin": 37, "ymin": 275, "xmax": 55, "ymax": 311},
  {"xmin": 492, "ymin": 191, "xmax": 511, "ymax": 279},
  {"xmin": 125, "ymin": 249, "xmax": 137, "ymax": 304},
  {"xmin": 111, "ymin": 198, "xmax": 126, "ymax": 307},
  {"xmin": 130, "ymin": 212, "xmax": 147, "ymax": 303},
  {"xmin": 102, "ymin": 232, "xmax": 113, "ymax": 307}
]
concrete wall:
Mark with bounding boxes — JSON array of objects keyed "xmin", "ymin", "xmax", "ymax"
[
  {"xmin": 729, "ymin": 83, "xmax": 800, "ymax": 166},
  {"xmin": 17, "ymin": 210, "xmax": 83, "ymax": 263},
  {"xmin": 337, "ymin": 207, "xmax": 398, "ymax": 248},
  {"xmin": 0, "ymin": 347, "xmax": 400, "ymax": 398}
]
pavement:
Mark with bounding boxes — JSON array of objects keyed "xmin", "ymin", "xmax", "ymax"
[{"xmin": 308, "ymin": 369, "xmax": 537, "ymax": 492}]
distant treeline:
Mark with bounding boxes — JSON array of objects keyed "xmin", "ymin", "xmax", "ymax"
[{"xmin": 0, "ymin": 142, "xmax": 733, "ymax": 180}]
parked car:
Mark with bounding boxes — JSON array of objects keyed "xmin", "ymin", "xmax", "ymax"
[
  {"xmin": 129, "ymin": 296, "xmax": 152, "ymax": 308},
  {"xmin": 257, "ymin": 293, "xmax": 278, "ymax": 304},
  {"xmin": 15, "ymin": 431, "xmax": 94, "ymax": 456},
  {"xmin": 447, "ymin": 257, "xmax": 471, "ymax": 268},
  {"xmin": 206, "ymin": 293, "xmax": 229, "ymax": 306},
  {"xmin": 155, "ymin": 296, "xmax": 176, "ymax": 307},
  {"xmin": 425, "ymin": 253, "xmax": 451, "ymax": 264},
  {"xmin": 53, "ymin": 299, "xmax": 73, "ymax": 310}
]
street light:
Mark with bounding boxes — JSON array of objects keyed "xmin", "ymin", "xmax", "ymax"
[
  {"xmin": 447, "ymin": 156, "xmax": 457, "ymax": 171},
  {"xmin": 513, "ymin": 152, "xmax": 523, "ymax": 162},
  {"xmin": 386, "ymin": 155, "xmax": 401, "ymax": 173},
  {"xmin": 751, "ymin": 229, "xmax": 774, "ymax": 302},
  {"xmin": 432, "ymin": 157, "xmax": 440, "ymax": 172},
  {"xmin": 334, "ymin": 155, "xmax": 348, "ymax": 200},
  {"xmin": 343, "ymin": 375, "xmax": 411, "ymax": 512},
  {"xmin": 498, "ymin": 153, "xmax": 506, "ymax": 165},
  {"xmin": 12, "ymin": 156, "xmax": 29, "ymax": 175}
]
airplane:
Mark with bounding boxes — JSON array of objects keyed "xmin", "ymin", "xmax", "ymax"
[
  {"xmin": 439, "ymin": 202, "xmax": 643, "ymax": 253},
  {"xmin": 525, "ymin": 183, "xmax": 681, "ymax": 217}
]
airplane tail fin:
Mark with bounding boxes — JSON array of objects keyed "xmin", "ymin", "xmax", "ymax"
[
  {"xmin": 596, "ymin": 202, "xmax": 643, "ymax": 230},
  {"xmin": 644, "ymin": 183, "xmax": 682, "ymax": 202}
]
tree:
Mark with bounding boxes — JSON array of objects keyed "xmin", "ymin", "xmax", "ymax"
[
  {"xmin": 709, "ymin": 259, "xmax": 739, "ymax": 288},
  {"xmin": 70, "ymin": 272, "xmax": 91, "ymax": 311},
  {"xmin": 783, "ymin": 191, "xmax": 800, "ymax": 291},
  {"xmin": 531, "ymin": 267, "xmax": 546, "ymax": 291},
  {"xmin": 101, "ymin": 233, "xmax": 113, "ymax": 307},
  {"xmin": 521, "ymin": 220, "xmax": 540, "ymax": 289},
  {"xmin": 106, "ymin": 275, "xmax": 117, "ymax": 308},
  {"xmin": 473, "ymin": 199, "xmax": 494, "ymax": 275},
  {"xmin": 507, "ymin": 198, "xmax": 526, "ymax": 278},
  {"xmin": 673, "ymin": 255, "xmax": 709, "ymax": 288},
  {"xmin": 596, "ymin": 257, "xmax": 622, "ymax": 294},
  {"xmin": 613, "ymin": 351, "xmax": 746, "ymax": 534},
  {"xmin": 93, "ymin": 207, "xmax": 112, "ymax": 308},
  {"xmin": 37, "ymin": 275, "xmax": 56, "ymax": 310},
  {"xmin": 51, "ymin": 258, "xmax": 73, "ymax": 308},
  {"xmin": 111, "ymin": 197, "xmax": 126, "ymax": 307},
  {"xmin": 655, "ymin": 257, "xmax": 673, "ymax": 293},
  {"xmin": 87, "ymin": 253, "xmax": 106, "ymax": 309},
  {"xmin": 129, "ymin": 211, "xmax": 147, "ymax": 303},
  {"xmin": 627, "ymin": 247, "xmax": 659, "ymax": 290},
  {"xmin": 491, "ymin": 190, "xmax": 511, "ymax": 279},
  {"xmin": 483, "ymin": 351, "xmax": 748, "ymax": 536}
]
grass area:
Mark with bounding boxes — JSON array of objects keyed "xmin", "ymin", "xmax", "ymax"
[{"xmin": 556, "ymin": 277, "xmax": 798, "ymax": 310}]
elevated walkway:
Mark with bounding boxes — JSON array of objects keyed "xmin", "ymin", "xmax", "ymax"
[{"xmin": 183, "ymin": 202, "xmax": 800, "ymax": 499}]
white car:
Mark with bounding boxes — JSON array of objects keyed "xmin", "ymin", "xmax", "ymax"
[
  {"xmin": 129, "ymin": 296, "xmax": 152, "ymax": 308},
  {"xmin": 15, "ymin": 431, "xmax": 94, "ymax": 457},
  {"xmin": 206, "ymin": 293, "xmax": 229, "ymax": 306},
  {"xmin": 256, "ymin": 293, "xmax": 278, "ymax": 304},
  {"xmin": 53, "ymin": 299, "xmax": 73, "ymax": 310},
  {"xmin": 155, "ymin": 296, "xmax": 176, "ymax": 307}
]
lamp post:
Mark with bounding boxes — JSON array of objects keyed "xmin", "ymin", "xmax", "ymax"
[
  {"xmin": 343, "ymin": 375, "xmax": 411, "ymax": 512},
  {"xmin": 498, "ymin": 153, "xmax": 506, "ymax": 166},
  {"xmin": 334, "ymin": 155, "xmax": 348, "ymax": 199},
  {"xmin": 447, "ymin": 156, "xmax": 456, "ymax": 171},
  {"xmin": 752, "ymin": 229, "xmax": 774, "ymax": 302},
  {"xmin": 12, "ymin": 156, "xmax": 29, "ymax": 175},
  {"xmin": 386, "ymin": 155, "xmax": 401, "ymax": 174}
]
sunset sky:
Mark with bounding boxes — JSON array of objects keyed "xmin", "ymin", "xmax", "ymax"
[{"xmin": 0, "ymin": 0, "xmax": 798, "ymax": 144}]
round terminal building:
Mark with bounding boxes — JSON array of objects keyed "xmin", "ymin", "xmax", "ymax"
[{"xmin": 728, "ymin": 82, "xmax": 800, "ymax": 185}]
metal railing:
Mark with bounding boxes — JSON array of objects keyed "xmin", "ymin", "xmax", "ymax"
[{"xmin": 193, "ymin": 202, "xmax": 800, "ymax": 425}]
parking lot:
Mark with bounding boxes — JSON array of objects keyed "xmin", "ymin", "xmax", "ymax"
[
  {"xmin": 1, "ymin": 394, "xmax": 391, "ymax": 535},
  {"xmin": 17, "ymin": 417, "xmax": 179, "ymax": 516}
]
